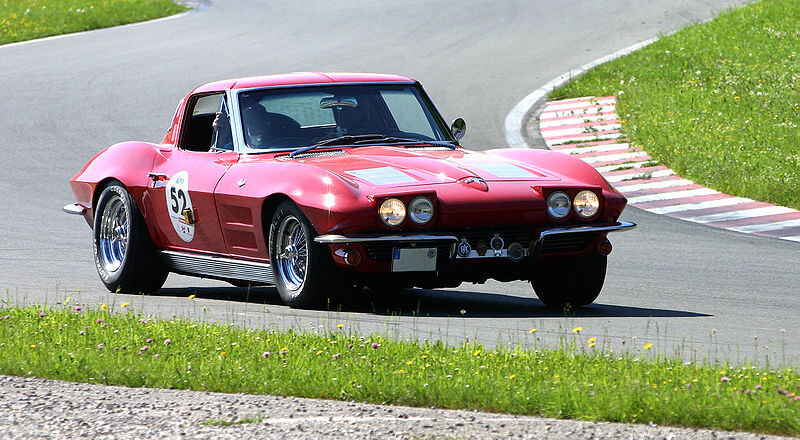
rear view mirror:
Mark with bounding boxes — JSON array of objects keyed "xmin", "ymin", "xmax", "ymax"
[{"xmin": 320, "ymin": 96, "xmax": 358, "ymax": 109}]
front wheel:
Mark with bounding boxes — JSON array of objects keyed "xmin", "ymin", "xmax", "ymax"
[
  {"xmin": 530, "ymin": 254, "xmax": 607, "ymax": 308},
  {"xmin": 269, "ymin": 201, "xmax": 339, "ymax": 308},
  {"xmin": 93, "ymin": 182, "xmax": 168, "ymax": 293}
]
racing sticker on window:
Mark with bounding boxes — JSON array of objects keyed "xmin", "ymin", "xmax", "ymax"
[
  {"xmin": 469, "ymin": 163, "xmax": 537, "ymax": 178},
  {"xmin": 345, "ymin": 167, "xmax": 417, "ymax": 185},
  {"xmin": 165, "ymin": 170, "xmax": 195, "ymax": 242}
]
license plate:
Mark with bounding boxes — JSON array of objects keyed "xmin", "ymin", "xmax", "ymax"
[{"xmin": 391, "ymin": 248, "xmax": 437, "ymax": 272}]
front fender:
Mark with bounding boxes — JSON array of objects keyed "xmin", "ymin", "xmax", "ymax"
[{"xmin": 69, "ymin": 142, "xmax": 161, "ymax": 226}]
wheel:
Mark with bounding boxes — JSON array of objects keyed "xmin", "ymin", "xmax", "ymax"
[
  {"xmin": 269, "ymin": 201, "xmax": 340, "ymax": 308},
  {"xmin": 93, "ymin": 182, "xmax": 168, "ymax": 293},
  {"xmin": 530, "ymin": 254, "xmax": 607, "ymax": 308}
]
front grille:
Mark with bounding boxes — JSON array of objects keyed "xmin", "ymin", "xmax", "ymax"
[
  {"xmin": 539, "ymin": 233, "xmax": 595, "ymax": 253},
  {"xmin": 364, "ymin": 242, "xmax": 452, "ymax": 262},
  {"xmin": 450, "ymin": 225, "xmax": 596, "ymax": 255}
]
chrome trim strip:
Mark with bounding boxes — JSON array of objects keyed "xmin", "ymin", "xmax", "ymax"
[
  {"xmin": 160, "ymin": 250, "xmax": 274, "ymax": 284},
  {"xmin": 314, "ymin": 234, "xmax": 459, "ymax": 244},
  {"xmin": 62, "ymin": 203, "xmax": 87, "ymax": 215},
  {"xmin": 539, "ymin": 221, "xmax": 636, "ymax": 238}
]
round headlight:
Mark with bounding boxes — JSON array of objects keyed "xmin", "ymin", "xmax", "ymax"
[
  {"xmin": 574, "ymin": 190, "xmax": 600, "ymax": 218},
  {"xmin": 379, "ymin": 198, "xmax": 406, "ymax": 226},
  {"xmin": 408, "ymin": 196, "xmax": 434, "ymax": 225},
  {"xmin": 546, "ymin": 191, "xmax": 571, "ymax": 219}
]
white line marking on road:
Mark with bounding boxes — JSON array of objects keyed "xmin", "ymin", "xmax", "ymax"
[
  {"xmin": 543, "ymin": 98, "xmax": 616, "ymax": 111},
  {"xmin": 646, "ymin": 197, "xmax": 752, "ymax": 214},
  {"xmin": 604, "ymin": 169, "xmax": 675, "ymax": 183},
  {"xmin": 0, "ymin": 10, "xmax": 193, "ymax": 50},
  {"xmin": 580, "ymin": 151, "xmax": 648, "ymax": 164},
  {"xmin": 627, "ymin": 188, "xmax": 718, "ymax": 204},
  {"xmin": 539, "ymin": 114, "xmax": 615, "ymax": 128},
  {"xmin": 682, "ymin": 206, "xmax": 796, "ymax": 224},
  {"xmin": 729, "ymin": 219, "xmax": 800, "ymax": 233},
  {"xmin": 504, "ymin": 38, "xmax": 656, "ymax": 149},
  {"xmin": 783, "ymin": 235, "xmax": 800, "ymax": 242},
  {"xmin": 614, "ymin": 179, "xmax": 694, "ymax": 193},
  {"xmin": 540, "ymin": 124, "xmax": 622, "ymax": 138},
  {"xmin": 554, "ymin": 143, "xmax": 630, "ymax": 155},
  {"xmin": 594, "ymin": 161, "xmax": 655, "ymax": 174},
  {"xmin": 256, "ymin": 415, "xmax": 523, "ymax": 424}
]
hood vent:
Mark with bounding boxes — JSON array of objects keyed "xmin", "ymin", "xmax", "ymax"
[{"xmin": 277, "ymin": 150, "xmax": 345, "ymax": 161}]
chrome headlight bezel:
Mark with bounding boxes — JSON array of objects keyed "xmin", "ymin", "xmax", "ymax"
[
  {"xmin": 546, "ymin": 191, "xmax": 571, "ymax": 219},
  {"xmin": 408, "ymin": 196, "xmax": 434, "ymax": 225},
  {"xmin": 379, "ymin": 198, "xmax": 406, "ymax": 227},
  {"xmin": 573, "ymin": 190, "xmax": 600, "ymax": 218}
]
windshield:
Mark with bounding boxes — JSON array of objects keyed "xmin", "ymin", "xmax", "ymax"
[{"xmin": 236, "ymin": 84, "xmax": 452, "ymax": 151}]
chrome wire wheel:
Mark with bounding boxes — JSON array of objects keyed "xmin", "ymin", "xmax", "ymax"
[
  {"xmin": 97, "ymin": 192, "xmax": 129, "ymax": 274},
  {"xmin": 274, "ymin": 215, "xmax": 308, "ymax": 293}
]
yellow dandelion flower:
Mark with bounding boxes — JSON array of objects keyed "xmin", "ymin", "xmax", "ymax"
[
  {"xmin": 508, "ymin": 374, "xmax": 516, "ymax": 380},
  {"xmin": 588, "ymin": 337, "xmax": 597, "ymax": 343},
  {"xmin": 644, "ymin": 343, "xmax": 653, "ymax": 350},
  {"xmin": 396, "ymin": 369, "xmax": 406, "ymax": 374},
  {"xmin": 572, "ymin": 327, "xmax": 583, "ymax": 333},
  {"xmin": 188, "ymin": 294, "xmax": 196, "ymax": 299},
  {"xmin": 473, "ymin": 349, "xmax": 482, "ymax": 356},
  {"xmin": 29, "ymin": 344, "xmax": 36, "ymax": 348},
  {"xmin": 528, "ymin": 328, "xmax": 537, "ymax": 333},
  {"xmin": 315, "ymin": 350, "xmax": 323, "ymax": 355},
  {"xmin": 589, "ymin": 342, "xmax": 596, "ymax": 348},
  {"xmin": 100, "ymin": 304, "xmax": 107, "ymax": 310},
  {"xmin": 121, "ymin": 302, "xmax": 130, "ymax": 308},
  {"xmin": 221, "ymin": 351, "xmax": 227, "ymax": 357},
  {"xmin": 336, "ymin": 324, "xmax": 344, "ymax": 329}
]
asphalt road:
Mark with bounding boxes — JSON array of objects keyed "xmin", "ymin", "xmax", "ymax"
[{"xmin": 3, "ymin": 0, "xmax": 797, "ymax": 366}]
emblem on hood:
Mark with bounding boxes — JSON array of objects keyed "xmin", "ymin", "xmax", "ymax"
[{"xmin": 459, "ymin": 176, "xmax": 489, "ymax": 192}]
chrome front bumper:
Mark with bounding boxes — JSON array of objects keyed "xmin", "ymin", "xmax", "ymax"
[{"xmin": 315, "ymin": 221, "xmax": 636, "ymax": 260}]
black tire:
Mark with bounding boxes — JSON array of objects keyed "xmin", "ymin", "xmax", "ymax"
[
  {"xmin": 93, "ymin": 182, "xmax": 168, "ymax": 293},
  {"xmin": 530, "ymin": 254, "xmax": 607, "ymax": 308},
  {"xmin": 268, "ymin": 201, "xmax": 341, "ymax": 308}
]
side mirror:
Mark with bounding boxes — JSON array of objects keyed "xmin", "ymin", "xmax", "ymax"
[{"xmin": 450, "ymin": 118, "xmax": 466, "ymax": 141}]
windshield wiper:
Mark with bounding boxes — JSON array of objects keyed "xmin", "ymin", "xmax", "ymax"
[
  {"xmin": 352, "ymin": 137, "xmax": 458, "ymax": 149},
  {"xmin": 289, "ymin": 134, "xmax": 386, "ymax": 158}
]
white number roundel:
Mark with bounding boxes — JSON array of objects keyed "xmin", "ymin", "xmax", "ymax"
[{"xmin": 165, "ymin": 170, "xmax": 194, "ymax": 242}]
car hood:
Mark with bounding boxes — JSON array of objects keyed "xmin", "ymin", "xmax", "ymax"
[{"xmin": 282, "ymin": 146, "xmax": 561, "ymax": 189}]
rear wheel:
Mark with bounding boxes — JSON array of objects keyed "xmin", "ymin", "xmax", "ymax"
[
  {"xmin": 269, "ymin": 201, "xmax": 342, "ymax": 308},
  {"xmin": 93, "ymin": 182, "xmax": 168, "ymax": 293},
  {"xmin": 530, "ymin": 254, "xmax": 607, "ymax": 308}
]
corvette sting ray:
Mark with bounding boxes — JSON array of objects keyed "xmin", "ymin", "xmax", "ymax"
[{"xmin": 64, "ymin": 72, "xmax": 635, "ymax": 308}]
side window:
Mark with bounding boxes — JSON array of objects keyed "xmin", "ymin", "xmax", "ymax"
[
  {"xmin": 380, "ymin": 89, "xmax": 437, "ymax": 140},
  {"xmin": 180, "ymin": 93, "xmax": 233, "ymax": 152}
]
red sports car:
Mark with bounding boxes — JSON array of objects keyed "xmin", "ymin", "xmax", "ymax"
[{"xmin": 64, "ymin": 72, "xmax": 635, "ymax": 308}]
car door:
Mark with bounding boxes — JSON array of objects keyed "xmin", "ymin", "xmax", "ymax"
[{"xmin": 147, "ymin": 92, "xmax": 238, "ymax": 255}]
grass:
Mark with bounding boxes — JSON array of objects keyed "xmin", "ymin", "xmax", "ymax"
[
  {"xmin": 551, "ymin": 0, "xmax": 800, "ymax": 209},
  {"xmin": 1, "ymin": 304, "xmax": 798, "ymax": 435},
  {"xmin": 0, "ymin": 0, "xmax": 187, "ymax": 46}
]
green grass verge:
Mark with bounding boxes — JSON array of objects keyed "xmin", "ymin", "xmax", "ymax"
[
  {"xmin": 1, "ymin": 305, "xmax": 799, "ymax": 435},
  {"xmin": 552, "ymin": 0, "xmax": 800, "ymax": 209},
  {"xmin": 0, "ymin": 0, "xmax": 187, "ymax": 46}
]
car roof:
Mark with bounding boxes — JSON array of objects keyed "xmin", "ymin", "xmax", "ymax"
[{"xmin": 191, "ymin": 72, "xmax": 416, "ymax": 94}]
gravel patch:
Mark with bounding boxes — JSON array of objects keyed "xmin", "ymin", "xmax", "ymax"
[{"xmin": 0, "ymin": 375, "xmax": 794, "ymax": 439}]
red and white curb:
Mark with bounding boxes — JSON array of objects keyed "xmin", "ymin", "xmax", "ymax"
[{"xmin": 540, "ymin": 96, "xmax": 800, "ymax": 243}]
